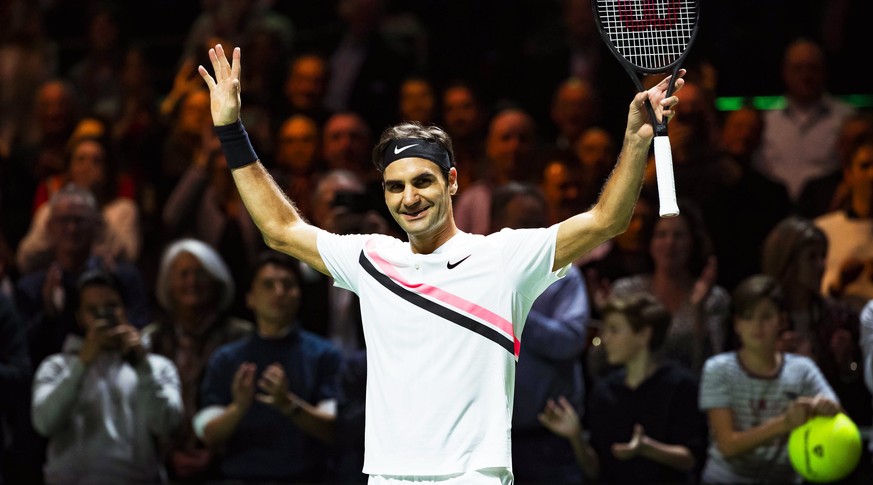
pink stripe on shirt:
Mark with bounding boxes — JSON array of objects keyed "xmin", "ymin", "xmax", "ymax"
[{"xmin": 365, "ymin": 240, "xmax": 519, "ymax": 355}]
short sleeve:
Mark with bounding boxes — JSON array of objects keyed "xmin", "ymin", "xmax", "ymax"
[
  {"xmin": 699, "ymin": 355, "xmax": 733, "ymax": 410},
  {"xmin": 490, "ymin": 225, "xmax": 567, "ymax": 301},
  {"xmin": 316, "ymin": 232, "xmax": 375, "ymax": 293}
]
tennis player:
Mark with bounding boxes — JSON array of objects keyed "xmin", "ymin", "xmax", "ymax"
[{"xmin": 199, "ymin": 43, "xmax": 683, "ymax": 485}]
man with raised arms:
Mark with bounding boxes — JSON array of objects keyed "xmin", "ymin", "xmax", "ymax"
[{"xmin": 198, "ymin": 43, "xmax": 683, "ymax": 484}]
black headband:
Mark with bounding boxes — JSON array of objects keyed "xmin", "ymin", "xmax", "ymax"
[{"xmin": 380, "ymin": 138, "xmax": 453, "ymax": 172}]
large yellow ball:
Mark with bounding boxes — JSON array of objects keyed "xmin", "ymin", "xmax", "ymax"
[{"xmin": 788, "ymin": 413, "xmax": 862, "ymax": 483}]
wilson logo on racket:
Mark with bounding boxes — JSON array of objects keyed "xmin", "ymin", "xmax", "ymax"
[
  {"xmin": 618, "ymin": 0, "xmax": 682, "ymax": 30},
  {"xmin": 592, "ymin": 0, "xmax": 700, "ymax": 218}
]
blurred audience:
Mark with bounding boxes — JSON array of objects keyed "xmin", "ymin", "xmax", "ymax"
[
  {"xmin": 142, "ymin": 239, "xmax": 253, "ymax": 482},
  {"xmin": 815, "ymin": 138, "xmax": 873, "ymax": 311},
  {"xmin": 699, "ymin": 274, "xmax": 841, "ymax": 484},
  {"xmin": 31, "ymin": 269, "xmax": 182, "ymax": 484},
  {"xmin": 705, "ymin": 105, "xmax": 793, "ymax": 292},
  {"xmin": 610, "ymin": 200, "xmax": 730, "ymax": 376},
  {"xmin": 755, "ymin": 37, "xmax": 854, "ymax": 202},
  {"xmin": 17, "ymin": 132, "xmax": 141, "ymax": 274},
  {"xmin": 277, "ymin": 52, "xmax": 331, "ymax": 128},
  {"xmin": 761, "ymin": 216, "xmax": 870, "ymax": 426},
  {"xmin": 573, "ymin": 126, "xmax": 618, "ymax": 209},
  {"xmin": 547, "ymin": 76, "xmax": 600, "ymax": 152},
  {"xmin": 454, "ymin": 107, "xmax": 539, "ymax": 235},
  {"xmin": 798, "ymin": 111, "xmax": 873, "ymax": 219},
  {"xmin": 397, "ymin": 75, "xmax": 437, "ymax": 125},
  {"xmin": 15, "ymin": 184, "xmax": 151, "ymax": 370},
  {"xmin": 161, "ymin": 130, "xmax": 266, "ymax": 314},
  {"xmin": 439, "ymin": 80, "xmax": 486, "ymax": 189},
  {"xmin": 194, "ymin": 250, "xmax": 341, "ymax": 483},
  {"xmin": 269, "ymin": 114, "xmax": 324, "ymax": 222},
  {"xmin": 540, "ymin": 293, "xmax": 706, "ymax": 484},
  {"xmin": 2, "ymin": 79, "xmax": 81, "ymax": 250}
]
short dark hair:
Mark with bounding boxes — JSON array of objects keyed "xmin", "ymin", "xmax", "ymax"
[
  {"xmin": 601, "ymin": 293, "xmax": 672, "ymax": 352},
  {"xmin": 74, "ymin": 268, "xmax": 123, "ymax": 310},
  {"xmin": 731, "ymin": 274, "xmax": 785, "ymax": 320},
  {"xmin": 246, "ymin": 250, "xmax": 302, "ymax": 291}
]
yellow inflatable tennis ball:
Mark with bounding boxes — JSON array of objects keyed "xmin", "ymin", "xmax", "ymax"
[{"xmin": 788, "ymin": 412, "xmax": 862, "ymax": 483}]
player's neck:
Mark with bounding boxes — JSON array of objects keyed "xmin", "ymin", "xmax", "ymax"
[{"xmin": 408, "ymin": 219, "xmax": 459, "ymax": 254}]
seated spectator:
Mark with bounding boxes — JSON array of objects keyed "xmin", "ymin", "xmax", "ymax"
[
  {"xmin": 699, "ymin": 274, "xmax": 841, "ymax": 484},
  {"xmin": 439, "ymin": 80, "xmax": 486, "ymax": 190},
  {"xmin": 755, "ymin": 38, "xmax": 854, "ymax": 203},
  {"xmin": 547, "ymin": 77, "xmax": 601, "ymax": 152},
  {"xmin": 194, "ymin": 250, "xmax": 341, "ymax": 483},
  {"xmin": 17, "ymin": 131, "xmax": 140, "ymax": 274},
  {"xmin": 269, "ymin": 114, "xmax": 325, "ymax": 222},
  {"xmin": 397, "ymin": 75, "xmax": 437, "ymax": 125},
  {"xmin": 539, "ymin": 293, "xmax": 706, "ymax": 483},
  {"xmin": 142, "ymin": 239, "xmax": 253, "ymax": 482},
  {"xmin": 15, "ymin": 184, "xmax": 151, "ymax": 370},
  {"xmin": 537, "ymin": 150, "xmax": 585, "ymax": 226},
  {"xmin": 489, "ymin": 182, "xmax": 590, "ymax": 484},
  {"xmin": 31, "ymin": 269, "xmax": 182, "ymax": 484},
  {"xmin": 3, "ymin": 78, "xmax": 81, "ymax": 251},
  {"xmin": 275, "ymin": 52, "xmax": 331, "ymax": 128},
  {"xmin": 798, "ymin": 112, "xmax": 873, "ymax": 219},
  {"xmin": 610, "ymin": 199, "xmax": 730, "ymax": 376},
  {"xmin": 761, "ymin": 216, "xmax": 870, "ymax": 426},
  {"xmin": 573, "ymin": 126, "xmax": 618, "ymax": 209},
  {"xmin": 454, "ymin": 107, "xmax": 540, "ymax": 235},
  {"xmin": 815, "ymin": 138, "xmax": 873, "ymax": 311}
]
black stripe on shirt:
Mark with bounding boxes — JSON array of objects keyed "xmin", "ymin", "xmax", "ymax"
[{"xmin": 358, "ymin": 251, "xmax": 514, "ymax": 355}]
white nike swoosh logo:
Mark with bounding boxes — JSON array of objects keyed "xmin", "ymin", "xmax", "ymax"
[{"xmin": 394, "ymin": 144, "xmax": 419, "ymax": 154}]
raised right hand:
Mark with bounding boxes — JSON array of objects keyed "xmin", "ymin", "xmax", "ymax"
[{"xmin": 198, "ymin": 44, "xmax": 241, "ymax": 126}]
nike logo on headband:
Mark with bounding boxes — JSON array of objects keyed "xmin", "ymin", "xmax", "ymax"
[{"xmin": 394, "ymin": 144, "xmax": 419, "ymax": 154}]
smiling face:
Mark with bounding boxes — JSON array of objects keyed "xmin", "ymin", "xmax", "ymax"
[
  {"xmin": 167, "ymin": 251, "xmax": 219, "ymax": 313},
  {"xmin": 382, "ymin": 157, "xmax": 457, "ymax": 249}
]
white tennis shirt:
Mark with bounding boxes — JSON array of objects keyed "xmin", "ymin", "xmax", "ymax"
[{"xmin": 318, "ymin": 226, "xmax": 567, "ymax": 476}]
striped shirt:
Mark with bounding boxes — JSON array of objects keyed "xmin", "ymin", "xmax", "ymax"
[{"xmin": 698, "ymin": 352, "xmax": 837, "ymax": 484}]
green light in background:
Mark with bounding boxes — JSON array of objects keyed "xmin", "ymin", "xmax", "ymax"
[{"xmin": 715, "ymin": 94, "xmax": 873, "ymax": 111}]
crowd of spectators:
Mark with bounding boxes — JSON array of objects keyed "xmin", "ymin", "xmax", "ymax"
[{"xmin": 2, "ymin": 0, "xmax": 873, "ymax": 483}]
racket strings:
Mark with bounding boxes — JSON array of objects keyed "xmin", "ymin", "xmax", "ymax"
[{"xmin": 597, "ymin": 0, "xmax": 697, "ymax": 70}]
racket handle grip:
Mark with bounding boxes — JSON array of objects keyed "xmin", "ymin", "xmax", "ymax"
[{"xmin": 653, "ymin": 136, "xmax": 680, "ymax": 217}]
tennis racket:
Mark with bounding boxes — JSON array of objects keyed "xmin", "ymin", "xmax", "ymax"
[{"xmin": 592, "ymin": 0, "xmax": 700, "ymax": 217}]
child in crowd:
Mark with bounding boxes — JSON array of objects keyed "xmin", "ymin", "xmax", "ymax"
[
  {"xmin": 539, "ymin": 293, "xmax": 707, "ymax": 483},
  {"xmin": 698, "ymin": 274, "xmax": 841, "ymax": 484}
]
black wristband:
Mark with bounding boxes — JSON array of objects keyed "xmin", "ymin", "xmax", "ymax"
[{"xmin": 214, "ymin": 119, "xmax": 258, "ymax": 169}]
